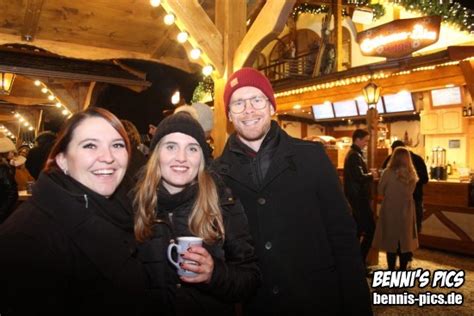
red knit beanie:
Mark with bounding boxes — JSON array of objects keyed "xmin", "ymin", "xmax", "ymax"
[{"xmin": 223, "ymin": 67, "xmax": 276, "ymax": 114}]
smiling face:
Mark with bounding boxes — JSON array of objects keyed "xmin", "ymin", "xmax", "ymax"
[
  {"xmin": 55, "ymin": 117, "xmax": 128, "ymax": 197},
  {"xmin": 228, "ymin": 86, "xmax": 275, "ymax": 152},
  {"xmin": 158, "ymin": 132, "xmax": 202, "ymax": 194}
]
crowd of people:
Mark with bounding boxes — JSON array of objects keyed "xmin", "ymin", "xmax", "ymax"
[{"xmin": 0, "ymin": 68, "xmax": 430, "ymax": 315}]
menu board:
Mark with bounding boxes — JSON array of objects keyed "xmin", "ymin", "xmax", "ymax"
[
  {"xmin": 312, "ymin": 103, "xmax": 334, "ymax": 120},
  {"xmin": 333, "ymin": 100, "xmax": 358, "ymax": 117},
  {"xmin": 357, "ymin": 98, "xmax": 384, "ymax": 115},
  {"xmin": 431, "ymin": 86, "xmax": 462, "ymax": 106},
  {"xmin": 383, "ymin": 92, "xmax": 415, "ymax": 113}
]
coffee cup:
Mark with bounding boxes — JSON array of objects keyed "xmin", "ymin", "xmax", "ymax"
[{"xmin": 167, "ymin": 236, "xmax": 203, "ymax": 277}]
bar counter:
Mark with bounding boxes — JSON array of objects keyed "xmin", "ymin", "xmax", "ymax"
[{"xmin": 420, "ymin": 180, "xmax": 474, "ymax": 256}]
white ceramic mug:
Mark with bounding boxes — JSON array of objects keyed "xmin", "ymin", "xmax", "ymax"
[{"xmin": 167, "ymin": 236, "xmax": 203, "ymax": 277}]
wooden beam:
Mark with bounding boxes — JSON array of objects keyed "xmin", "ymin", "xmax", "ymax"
[
  {"xmin": 161, "ymin": 0, "xmax": 224, "ymax": 76},
  {"xmin": 233, "ymin": 0, "xmax": 296, "ymax": 70},
  {"xmin": 0, "ymin": 33, "xmax": 195, "ymax": 74},
  {"xmin": 150, "ymin": 27, "xmax": 175, "ymax": 59},
  {"xmin": 21, "ymin": 0, "xmax": 44, "ymax": 42},
  {"xmin": 0, "ymin": 95, "xmax": 50, "ymax": 106},
  {"xmin": 82, "ymin": 82, "xmax": 96, "ymax": 111},
  {"xmin": 459, "ymin": 60, "xmax": 474, "ymax": 101},
  {"xmin": 334, "ymin": 0, "xmax": 343, "ymax": 71}
]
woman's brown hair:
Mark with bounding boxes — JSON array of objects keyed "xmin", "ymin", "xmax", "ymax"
[{"xmin": 44, "ymin": 107, "xmax": 130, "ymax": 173}]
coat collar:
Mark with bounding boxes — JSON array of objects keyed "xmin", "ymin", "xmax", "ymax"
[{"xmin": 217, "ymin": 122, "xmax": 296, "ymax": 192}]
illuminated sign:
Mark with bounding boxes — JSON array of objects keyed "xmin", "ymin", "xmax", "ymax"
[{"xmin": 357, "ymin": 16, "xmax": 441, "ymax": 58}]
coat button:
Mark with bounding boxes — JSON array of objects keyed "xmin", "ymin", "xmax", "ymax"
[
  {"xmin": 272, "ymin": 285, "xmax": 279, "ymax": 294},
  {"xmin": 176, "ymin": 283, "xmax": 182, "ymax": 289},
  {"xmin": 264, "ymin": 241, "xmax": 272, "ymax": 250},
  {"xmin": 257, "ymin": 197, "xmax": 266, "ymax": 205}
]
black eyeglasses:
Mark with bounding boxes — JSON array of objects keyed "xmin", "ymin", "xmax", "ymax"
[{"xmin": 229, "ymin": 96, "xmax": 269, "ymax": 114}]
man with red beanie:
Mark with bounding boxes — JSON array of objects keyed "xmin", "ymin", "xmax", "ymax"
[{"xmin": 214, "ymin": 67, "xmax": 372, "ymax": 315}]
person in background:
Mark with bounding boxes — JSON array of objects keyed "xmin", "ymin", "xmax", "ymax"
[
  {"xmin": 26, "ymin": 130, "xmax": 56, "ymax": 179},
  {"xmin": 0, "ymin": 108, "xmax": 146, "ymax": 315},
  {"xmin": 343, "ymin": 129, "xmax": 376, "ymax": 270},
  {"xmin": 134, "ymin": 112, "xmax": 260, "ymax": 315},
  {"xmin": 12, "ymin": 144, "xmax": 35, "ymax": 191},
  {"xmin": 373, "ymin": 147, "xmax": 419, "ymax": 270},
  {"xmin": 0, "ymin": 134, "xmax": 18, "ymax": 224},
  {"xmin": 382, "ymin": 140, "xmax": 428, "ymax": 233},
  {"xmin": 214, "ymin": 68, "xmax": 371, "ymax": 315},
  {"xmin": 174, "ymin": 102, "xmax": 215, "ymax": 157},
  {"xmin": 121, "ymin": 119, "xmax": 148, "ymax": 189}
]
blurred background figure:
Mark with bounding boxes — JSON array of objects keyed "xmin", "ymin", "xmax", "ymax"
[
  {"xmin": 174, "ymin": 102, "xmax": 214, "ymax": 157},
  {"xmin": 0, "ymin": 133, "xmax": 18, "ymax": 224},
  {"xmin": 11, "ymin": 144, "xmax": 34, "ymax": 191},
  {"xmin": 26, "ymin": 131, "xmax": 56, "ymax": 179},
  {"xmin": 120, "ymin": 119, "xmax": 148, "ymax": 190},
  {"xmin": 382, "ymin": 140, "xmax": 428, "ymax": 233},
  {"xmin": 374, "ymin": 147, "xmax": 419, "ymax": 271}
]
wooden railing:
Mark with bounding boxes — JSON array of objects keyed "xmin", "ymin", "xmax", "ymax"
[{"xmin": 259, "ymin": 51, "xmax": 317, "ymax": 83}]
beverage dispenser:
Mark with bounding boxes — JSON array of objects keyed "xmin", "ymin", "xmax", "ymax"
[{"xmin": 430, "ymin": 146, "xmax": 447, "ymax": 180}]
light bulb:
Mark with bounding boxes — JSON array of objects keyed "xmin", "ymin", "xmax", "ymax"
[
  {"xmin": 202, "ymin": 65, "xmax": 213, "ymax": 76},
  {"xmin": 34, "ymin": 80, "xmax": 41, "ymax": 86},
  {"xmin": 48, "ymin": 95, "xmax": 55, "ymax": 101},
  {"xmin": 164, "ymin": 13, "xmax": 175, "ymax": 25},
  {"xmin": 62, "ymin": 109, "xmax": 69, "ymax": 116},
  {"xmin": 41, "ymin": 87, "xmax": 48, "ymax": 93},
  {"xmin": 28, "ymin": 126, "xmax": 34, "ymax": 131},
  {"xmin": 190, "ymin": 48, "xmax": 201, "ymax": 60},
  {"xmin": 55, "ymin": 102, "xmax": 62, "ymax": 108},
  {"xmin": 149, "ymin": 0, "xmax": 160, "ymax": 7},
  {"xmin": 177, "ymin": 31, "xmax": 189, "ymax": 43}
]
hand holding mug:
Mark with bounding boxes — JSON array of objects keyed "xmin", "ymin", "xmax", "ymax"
[
  {"xmin": 179, "ymin": 246, "xmax": 214, "ymax": 284},
  {"xmin": 167, "ymin": 236, "xmax": 214, "ymax": 283}
]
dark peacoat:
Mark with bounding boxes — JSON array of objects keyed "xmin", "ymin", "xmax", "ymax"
[
  {"xmin": 0, "ymin": 170, "xmax": 147, "ymax": 316},
  {"xmin": 214, "ymin": 122, "xmax": 372, "ymax": 315}
]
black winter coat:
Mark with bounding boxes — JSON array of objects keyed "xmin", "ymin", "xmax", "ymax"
[
  {"xmin": 215, "ymin": 122, "xmax": 372, "ymax": 315},
  {"xmin": 343, "ymin": 144, "xmax": 373, "ymax": 202},
  {"xmin": 138, "ymin": 181, "xmax": 260, "ymax": 315},
  {"xmin": 0, "ymin": 158, "xmax": 18, "ymax": 223},
  {"xmin": 0, "ymin": 171, "xmax": 147, "ymax": 316}
]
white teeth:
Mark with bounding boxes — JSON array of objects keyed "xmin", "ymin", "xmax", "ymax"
[
  {"xmin": 171, "ymin": 166, "xmax": 188, "ymax": 171},
  {"xmin": 242, "ymin": 119, "xmax": 259, "ymax": 126},
  {"xmin": 93, "ymin": 169, "xmax": 114, "ymax": 175}
]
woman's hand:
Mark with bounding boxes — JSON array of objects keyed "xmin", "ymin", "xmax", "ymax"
[{"xmin": 179, "ymin": 246, "xmax": 214, "ymax": 284}]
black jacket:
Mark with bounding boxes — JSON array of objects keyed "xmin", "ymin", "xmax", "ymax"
[
  {"xmin": 0, "ymin": 158, "xmax": 18, "ymax": 223},
  {"xmin": 0, "ymin": 171, "xmax": 146, "ymax": 316},
  {"xmin": 138, "ymin": 179, "xmax": 260, "ymax": 315},
  {"xmin": 215, "ymin": 122, "xmax": 372, "ymax": 315},
  {"xmin": 343, "ymin": 144, "xmax": 373, "ymax": 202},
  {"xmin": 381, "ymin": 151, "xmax": 429, "ymax": 202}
]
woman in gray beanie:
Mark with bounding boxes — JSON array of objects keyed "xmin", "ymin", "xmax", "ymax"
[{"xmin": 134, "ymin": 112, "xmax": 260, "ymax": 315}]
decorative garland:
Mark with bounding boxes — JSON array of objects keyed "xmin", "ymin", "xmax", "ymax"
[
  {"xmin": 292, "ymin": 1, "xmax": 473, "ymax": 33},
  {"xmin": 192, "ymin": 76, "xmax": 214, "ymax": 103}
]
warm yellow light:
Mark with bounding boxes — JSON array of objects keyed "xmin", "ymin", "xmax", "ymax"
[
  {"xmin": 41, "ymin": 87, "xmax": 48, "ymax": 93},
  {"xmin": 62, "ymin": 109, "xmax": 69, "ymax": 116},
  {"xmin": 34, "ymin": 80, "xmax": 41, "ymax": 86},
  {"xmin": 164, "ymin": 13, "xmax": 175, "ymax": 25},
  {"xmin": 0, "ymin": 72, "xmax": 16, "ymax": 95},
  {"xmin": 293, "ymin": 104, "xmax": 301, "ymax": 110},
  {"xmin": 202, "ymin": 65, "xmax": 213, "ymax": 76},
  {"xmin": 190, "ymin": 48, "xmax": 201, "ymax": 60},
  {"xmin": 28, "ymin": 126, "xmax": 34, "ymax": 131},
  {"xmin": 23, "ymin": 122, "xmax": 29, "ymax": 127},
  {"xmin": 362, "ymin": 82, "xmax": 381, "ymax": 108},
  {"xmin": 55, "ymin": 102, "xmax": 62, "ymax": 108},
  {"xmin": 149, "ymin": 0, "xmax": 160, "ymax": 7},
  {"xmin": 171, "ymin": 91, "xmax": 180, "ymax": 105},
  {"xmin": 177, "ymin": 31, "xmax": 189, "ymax": 43},
  {"xmin": 14, "ymin": 113, "xmax": 20, "ymax": 118},
  {"xmin": 19, "ymin": 117, "xmax": 24, "ymax": 122},
  {"xmin": 48, "ymin": 95, "xmax": 55, "ymax": 101}
]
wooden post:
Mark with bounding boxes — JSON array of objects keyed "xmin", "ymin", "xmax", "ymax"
[
  {"xmin": 366, "ymin": 107, "xmax": 379, "ymax": 266},
  {"xmin": 334, "ymin": 0, "xmax": 343, "ymax": 71}
]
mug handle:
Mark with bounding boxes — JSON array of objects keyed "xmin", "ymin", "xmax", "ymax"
[{"xmin": 167, "ymin": 242, "xmax": 180, "ymax": 270}]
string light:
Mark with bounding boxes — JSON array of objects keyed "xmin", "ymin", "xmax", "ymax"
[
  {"xmin": 12, "ymin": 112, "xmax": 34, "ymax": 131},
  {"xmin": 149, "ymin": 0, "xmax": 161, "ymax": 8},
  {"xmin": 0, "ymin": 125, "xmax": 15, "ymax": 139},
  {"xmin": 176, "ymin": 31, "xmax": 189, "ymax": 43},
  {"xmin": 202, "ymin": 65, "xmax": 214, "ymax": 76},
  {"xmin": 190, "ymin": 48, "xmax": 201, "ymax": 60},
  {"xmin": 164, "ymin": 13, "xmax": 176, "ymax": 25},
  {"xmin": 33, "ymin": 80, "xmax": 72, "ymax": 118}
]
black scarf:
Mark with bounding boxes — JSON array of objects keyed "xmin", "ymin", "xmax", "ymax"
[
  {"xmin": 157, "ymin": 182, "xmax": 198, "ymax": 214},
  {"xmin": 48, "ymin": 169, "xmax": 135, "ymax": 233}
]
